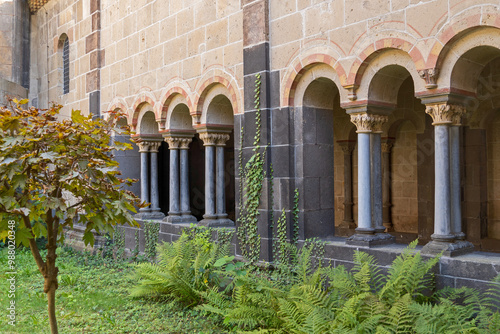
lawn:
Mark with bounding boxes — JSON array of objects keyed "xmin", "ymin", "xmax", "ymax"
[{"xmin": 0, "ymin": 246, "xmax": 229, "ymax": 333}]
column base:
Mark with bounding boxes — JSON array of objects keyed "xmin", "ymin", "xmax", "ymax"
[
  {"xmin": 163, "ymin": 214, "xmax": 198, "ymax": 224},
  {"xmin": 134, "ymin": 211, "xmax": 165, "ymax": 220},
  {"xmin": 199, "ymin": 218, "xmax": 235, "ymax": 227},
  {"xmin": 346, "ymin": 230, "xmax": 395, "ymax": 247},
  {"xmin": 180, "ymin": 214, "xmax": 198, "ymax": 224},
  {"xmin": 382, "ymin": 224, "xmax": 394, "ymax": 232},
  {"xmin": 336, "ymin": 220, "xmax": 356, "ymax": 236},
  {"xmin": 421, "ymin": 240, "xmax": 474, "ymax": 257}
]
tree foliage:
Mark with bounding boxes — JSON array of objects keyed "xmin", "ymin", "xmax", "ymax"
[{"xmin": 0, "ymin": 99, "xmax": 144, "ymax": 333}]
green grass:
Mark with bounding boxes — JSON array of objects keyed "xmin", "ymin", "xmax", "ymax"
[{"xmin": 0, "ymin": 246, "xmax": 230, "ymax": 333}]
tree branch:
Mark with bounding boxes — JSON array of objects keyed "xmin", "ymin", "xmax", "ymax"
[{"xmin": 22, "ymin": 215, "xmax": 45, "ymax": 273}]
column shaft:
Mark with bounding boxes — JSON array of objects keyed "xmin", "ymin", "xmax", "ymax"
[
  {"xmin": 169, "ymin": 148, "xmax": 180, "ymax": 215},
  {"xmin": 204, "ymin": 145, "xmax": 216, "ymax": 218},
  {"xmin": 150, "ymin": 151, "xmax": 160, "ymax": 212},
  {"xmin": 371, "ymin": 133, "xmax": 384, "ymax": 232},
  {"xmin": 382, "ymin": 143, "xmax": 393, "ymax": 231},
  {"xmin": 433, "ymin": 125, "xmax": 453, "ymax": 239},
  {"xmin": 357, "ymin": 132, "xmax": 373, "ymax": 232},
  {"xmin": 450, "ymin": 125, "xmax": 464, "ymax": 239},
  {"xmin": 180, "ymin": 148, "xmax": 190, "ymax": 214},
  {"xmin": 216, "ymin": 146, "xmax": 227, "ymax": 218},
  {"xmin": 140, "ymin": 151, "xmax": 150, "ymax": 212},
  {"xmin": 343, "ymin": 148, "xmax": 354, "ymax": 224}
]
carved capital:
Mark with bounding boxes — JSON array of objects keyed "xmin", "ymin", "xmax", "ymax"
[
  {"xmin": 425, "ymin": 103, "xmax": 466, "ymax": 126},
  {"xmin": 215, "ymin": 134, "xmax": 230, "ymax": 146},
  {"xmin": 165, "ymin": 137, "xmax": 182, "ymax": 149},
  {"xmin": 451, "ymin": 105, "xmax": 467, "ymax": 126},
  {"xmin": 381, "ymin": 142, "xmax": 394, "ymax": 153},
  {"xmin": 137, "ymin": 142, "xmax": 149, "ymax": 153},
  {"xmin": 338, "ymin": 141, "xmax": 356, "ymax": 154},
  {"xmin": 350, "ymin": 113, "xmax": 388, "ymax": 133},
  {"xmin": 178, "ymin": 138, "xmax": 192, "ymax": 150},
  {"xmin": 148, "ymin": 141, "xmax": 162, "ymax": 153},
  {"xmin": 199, "ymin": 133, "xmax": 230, "ymax": 146},
  {"xmin": 418, "ymin": 68, "xmax": 439, "ymax": 89}
]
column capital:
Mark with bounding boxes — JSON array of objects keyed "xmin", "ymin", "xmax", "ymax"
[
  {"xmin": 425, "ymin": 103, "xmax": 466, "ymax": 126},
  {"xmin": 199, "ymin": 132, "xmax": 230, "ymax": 146},
  {"xmin": 165, "ymin": 137, "xmax": 192, "ymax": 149},
  {"xmin": 137, "ymin": 142, "xmax": 150, "ymax": 153},
  {"xmin": 179, "ymin": 138, "xmax": 192, "ymax": 149},
  {"xmin": 350, "ymin": 113, "xmax": 388, "ymax": 133},
  {"xmin": 148, "ymin": 141, "xmax": 162, "ymax": 153},
  {"xmin": 137, "ymin": 140, "xmax": 162, "ymax": 152},
  {"xmin": 381, "ymin": 141, "xmax": 394, "ymax": 153},
  {"xmin": 338, "ymin": 141, "xmax": 356, "ymax": 154}
]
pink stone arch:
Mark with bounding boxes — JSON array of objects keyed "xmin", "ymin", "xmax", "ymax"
[
  {"xmin": 347, "ymin": 38, "xmax": 426, "ymax": 88},
  {"xmin": 281, "ymin": 53, "xmax": 347, "ymax": 107}
]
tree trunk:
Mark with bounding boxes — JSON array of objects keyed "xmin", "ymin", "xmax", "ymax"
[
  {"xmin": 45, "ymin": 244, "xmax": 59, "ymax": 334},
  {"xmin": 47, "ymin": 282, "xmax": 58, "ymax": 334},
  {"xmin": 45, "ymin": 212, "xmax": 59, "ymax": 334}
]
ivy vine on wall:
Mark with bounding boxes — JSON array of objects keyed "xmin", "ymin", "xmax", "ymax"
[{"xmin": 236, "ymin": 73, "xmax": 266, "ymax": 264}]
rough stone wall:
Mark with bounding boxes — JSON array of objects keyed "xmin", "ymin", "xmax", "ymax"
[{"xmin": 391, "ymin": 121, "xmax": 419, "ymax": 233}]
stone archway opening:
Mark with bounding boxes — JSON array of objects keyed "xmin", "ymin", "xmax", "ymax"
[
  {"xmin": 457, "ymin": 47, "xmax": 500, "ymax": 252},
  {"xmin": 198, "ymin": 93, "xmax": 235, "ymax": 226},
  {"xmin": 162, "ymin": 99, "xmax": 198, "ymax": 225},
  {"xmin": 300, "ymin": 77, "xmax": 341, "ymax": 239},
  {"xmin": 135, "ymin": 107, "xmax": 165, "ymax": 220}
]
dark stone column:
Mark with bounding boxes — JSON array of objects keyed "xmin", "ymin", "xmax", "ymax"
[
  {"xmin": 381, "ymin": 139, "xmax": 394, "ymax": 232},
  {"xmin": 337, "ymin": 141, "xmax": 356, "ymax": 235}
]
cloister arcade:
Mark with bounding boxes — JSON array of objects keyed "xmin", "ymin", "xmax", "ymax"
[{"xmin": 109, "ymin": 26, "xmax": 500, "ymax": 256}]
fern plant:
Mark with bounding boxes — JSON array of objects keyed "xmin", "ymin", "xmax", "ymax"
[{"xmin": 130, "ymin": 233, "xmax": 230, "ymax": 306}]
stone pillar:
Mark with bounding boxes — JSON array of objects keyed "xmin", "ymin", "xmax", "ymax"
[
  {"xmin": 422, "ymin": 103, "xmax": 473, "ymax": 256},
  {"xmin": 179, "ymin": 138, "xmax": 197, "ymax": 223},
  {"xmin": 371, "ymin": 132, "xmax": 383, "ymax": 232},
  {"xmin": 347, "ymin": 113, "xmax": 393, "ymax": 246},
  {"xmin": 199, "ymin": 133, "xmax": 217, "ymax": 226},
  {"xmin": 164, "ymin": 137, "xmax": 181, "ymax": 223},
  {"xmin": 215, "ymin": 134, "xmax": 233, "ymax": 226},
  {"xmin": 138, "ymin": 142, "xmax": 150, "ymax": 214},
  {"xmin": 337, "ymin": 141, "xmax": 356, "ymax": 234},
  {"xmin": 148, "ymin": 141, "xmax": 164, "ymax": 219},
  {"xmin": 450, "ymin": 124, "xmax": 464, "ymax": 240},
  {"xmin": 381, "ymin": 140, "xmax": 394, "ymax": 231},
  {"xmin": 199, "ymin": 132, "xmax": 234, "ymax": 227},
  {"xmin": 372, "ymin": 128, "xmax": 394, "ymax": 242}
]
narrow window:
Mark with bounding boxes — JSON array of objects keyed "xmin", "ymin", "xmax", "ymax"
[{"xmin": 63, "ymin": 38, "xmax": 69, "ymax": 94}]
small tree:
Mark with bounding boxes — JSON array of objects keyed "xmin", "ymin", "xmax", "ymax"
[{"xmin": 0, "ymin": 100, "xmax": 144, "ymax": 334}]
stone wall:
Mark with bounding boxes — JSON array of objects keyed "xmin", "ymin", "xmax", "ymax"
[
  {"xmin": 0, "ymin": 0, "xmax": 30, "ymax": 104},
  {"xmin": 391, "ymin": 121, "xmax": 419, "ymax": 233}
]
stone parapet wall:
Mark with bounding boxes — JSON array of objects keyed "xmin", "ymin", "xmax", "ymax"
[{"xmin": 112, "ymin": 221, "xmax": 500, "ymax": 293}]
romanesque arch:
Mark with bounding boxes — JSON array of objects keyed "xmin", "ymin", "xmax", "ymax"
[
  {"xmin": 289, "ymin": 62, "xmax": 346, "ymax": 239},
  {"xmin": 159, "ymin": 89, "xmax": 199, "ymax": 224},
  {"xmin": 195, "ymin": 82, "xmax": 236, "ymax": 227}
]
